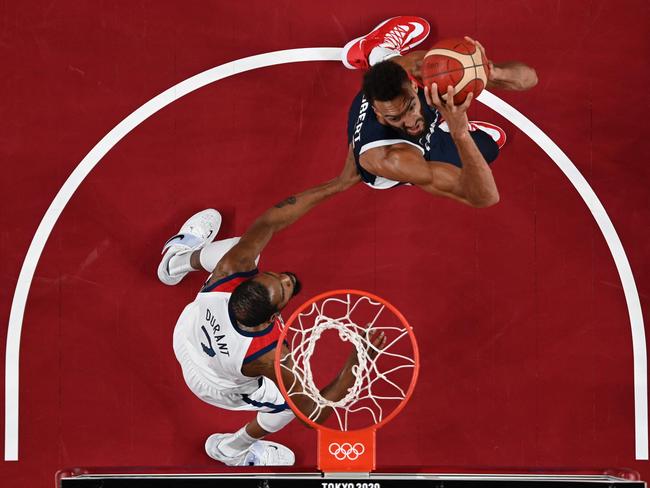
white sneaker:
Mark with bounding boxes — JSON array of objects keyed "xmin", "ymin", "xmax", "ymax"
[
  {"xmin": 246, "ymin": 439, "xmax": 295, "ymax": 466},
  {"xmin": 205, "ymin": 433, "xmax": 295, "ymax": 466},
  {"xmin": 157, "ymin": 209, "xmax": 221, "ymax": 286}
]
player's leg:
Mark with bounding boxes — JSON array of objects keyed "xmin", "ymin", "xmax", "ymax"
[
  {"xmin": 341, "ymin": 16, "xmax": 430, "ymax": 70},
  {"xmin": 206, "ymin": 412, "xmax": 295, "ymax": 466},
  {"xmin": 204, "ymin": 378, "xmax": 296, "ymax": 466},
  {"xmin": 191, "ymin": 237, "xmax": 244, "ymax": 273},
  {"xmin": 174, "ymin": 337, "xmax": 294, "ymax": 466}
]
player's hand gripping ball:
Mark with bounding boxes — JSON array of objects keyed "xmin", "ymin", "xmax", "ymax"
[{"xmin": 422, "ymin": 37, "xmax": 490, "ymax": 105}]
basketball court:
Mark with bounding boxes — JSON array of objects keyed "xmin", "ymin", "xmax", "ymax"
[{"xmin": 2, "ymin": 1, "xmax": 650, "ymax": 486}]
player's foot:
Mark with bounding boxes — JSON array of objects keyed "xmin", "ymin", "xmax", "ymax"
[
  {"xmin": 205, "ymin": 433, "xmax": 295, "ymax": 466},
  {"xmin": 438, "ymin": 119, "xmax": 507, "ymax": 149},
  {"xmin": 468, "ymin": 121, "xmax": 507, "ymax": 149},
  {"xmin": 342, "ymin": 16, "xmax": 430, "ymax": 70},
  {"xmin": 157, "ymin": 209, "xmax": 221, "ymax": 286}
]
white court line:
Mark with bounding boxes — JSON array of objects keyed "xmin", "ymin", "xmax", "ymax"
[
  {"xmin": 4, "ymin": 48, "xmax": 647, "ymax": 461},
  {"xmin": 478, "ymin": 91, "xmax": 647, "ymax": 460}
]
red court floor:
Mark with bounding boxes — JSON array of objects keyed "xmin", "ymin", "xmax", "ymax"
[{"xmin": 2, "ymin": 1, "xmax": 649, "ymax": 486}]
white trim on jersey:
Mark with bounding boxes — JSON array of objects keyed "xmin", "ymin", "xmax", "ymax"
[
  {"xmin": 359, "ymin": 138, "xmax": 425, "ymax": 155},
  {"xmin": 364, "ymin": 176, "xmax": 402, "ymax": 190}
]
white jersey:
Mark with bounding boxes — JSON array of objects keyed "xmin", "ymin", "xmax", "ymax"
[{"xmin": 172, "ymin": 269, "xmax": 282, "ymax": 397}]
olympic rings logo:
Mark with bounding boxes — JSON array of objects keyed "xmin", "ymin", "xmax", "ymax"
[{"xmin": 328, "ymin": 442, "xmax": 365, "ymax": 461}]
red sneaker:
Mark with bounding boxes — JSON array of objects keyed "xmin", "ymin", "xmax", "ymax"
[
  {"xmin": 438, "ymin": 119, "xmax": 507, "ymax": 149},
  {"xmin": 468, "ymin": 121, "xmax": 507, "ymax": 149},
  {"xmin": 342, "ymin": 16, "xmax": 430, "ymax": 70}
]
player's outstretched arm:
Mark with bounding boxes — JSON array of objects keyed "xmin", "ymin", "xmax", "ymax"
[
  {"xmin": 464, "ymin": 36, "xmax": 538, "ymax": 91},
  {"xmin": 215, "ymin": 148, "xmax": 360, "ymax": 275},
  {"xmin": 394, "ymin": 38, "xmax": 537, "ymax": 92},
  {"xmin": 242, "ymin": 330, "xmax": 387, "ymax": 425}
]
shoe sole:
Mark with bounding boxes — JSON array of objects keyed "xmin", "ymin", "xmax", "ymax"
[
  {"xmin": 249, "ymin": 440, "xmax": 296, "ymax": 466},
  {"xmin": 157, "ymin": 209, "xmax": 222, "ymax": 286},
  {"xmin": 204, "ymin": 434, "xmax": 295, "ymax": 466},
  {"xmin": 342, "ymin": 17, "xmax": 394, "ymax": 69},
  {"xmin": 469, "ymin": 120, "xmax": 507, "ymax": 149},
  {"xmin": 341, "ymin": 17, "xmax": 430, "ymax": 69},
  {"xmin": 156, "ymin": 246, "xmax": 185, "ymax": 286}
]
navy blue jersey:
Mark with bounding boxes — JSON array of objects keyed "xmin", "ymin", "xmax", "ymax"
[{"xmin": 346, "ymin": 88, "xmax": 499, "ymax": 189}]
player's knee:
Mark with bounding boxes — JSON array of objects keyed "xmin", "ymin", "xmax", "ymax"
[{"xmin": 256, "ymin": 408, "xmax": 295, "ymax": 433}]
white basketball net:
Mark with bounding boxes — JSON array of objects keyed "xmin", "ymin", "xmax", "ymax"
[{"xmin": 279, "ymin": 293, "xmax": 416, "ymax": 431}]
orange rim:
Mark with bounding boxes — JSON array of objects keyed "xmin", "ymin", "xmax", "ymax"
[{"xmin": 274, "ymin": 289, "xmax": 420, "ymax": 434}]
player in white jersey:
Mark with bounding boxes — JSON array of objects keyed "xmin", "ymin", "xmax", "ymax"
[{"xmin": 157, "ymin": 151, "xmax": 385, "ymax": 466}]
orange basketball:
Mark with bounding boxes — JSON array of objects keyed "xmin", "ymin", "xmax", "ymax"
[{"xmin": 422, "ymin": 37, "xmax": 490, "ymax": 105}]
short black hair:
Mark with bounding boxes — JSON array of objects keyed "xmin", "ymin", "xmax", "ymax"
[
  {"xmin": 229, "ymin": 279, "xmax": 277, "ymax": 327},
  {"xmin": 362, "ymin": 60, "xmax": 410, "ymax": 104}
]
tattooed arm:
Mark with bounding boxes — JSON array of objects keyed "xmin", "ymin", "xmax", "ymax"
[{"xmin": 213, "ymin": 147, "xmax": 359, "ymax": 276}]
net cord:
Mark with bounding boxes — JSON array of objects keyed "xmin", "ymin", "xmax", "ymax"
[{"xmin": 280, "ymin": 294, "xmax": 416, "ymax": 430}]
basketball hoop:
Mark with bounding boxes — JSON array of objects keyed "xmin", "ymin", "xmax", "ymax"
[{"xmin": 274, "ymin": 289, "xmax": 419, "ymax": 473}]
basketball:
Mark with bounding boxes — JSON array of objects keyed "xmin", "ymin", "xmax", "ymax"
[{"xmin": 422, "ymin": 37, "xmax": 490, "ymax": 105}]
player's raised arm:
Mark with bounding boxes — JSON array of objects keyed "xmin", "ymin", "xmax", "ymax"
[
  {"xmin": 423, "ymin": 83, "xmax": 500, "ymax": 206},
  {"xmin": 242, "ymin": 330, "xmax": 387, "ymax": 425},
  {"xmin": 463, "ymin": 37, "xmax": 538, "ymax": 91},
  {"xmin": 392, "ymin": 37, "xmax": 538, "ymax": 92},
  {"xmin": 215, "ymin": 148, "xmax": 360, "ymax": 275}
]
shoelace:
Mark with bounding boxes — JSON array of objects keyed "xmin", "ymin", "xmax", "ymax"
[{"xmin": 380, "ymin": 24, "xmax": 409, "ymax": 51}]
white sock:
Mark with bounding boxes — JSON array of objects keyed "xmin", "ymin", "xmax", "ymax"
[
  {"xmin": 218, "ymin": 426, "xmax": 258, "ymax": 457},
  {"xmin": 369, "ymin": 46, "xmax": 400, "ymax": 66},
  {"xmin": 199, "ymin": 237, "xmax": 241, "ymax": 272},
  {"xmin": 199, "ymin": 237, "xmax": 260, "ymax": 273},
  {"xmin": 166, "ymin": 237, "xmax": 242, "ymax": 277},
  {"xmin": 168, "ymin": 250, "xmax": 194, "ymax": 276}
]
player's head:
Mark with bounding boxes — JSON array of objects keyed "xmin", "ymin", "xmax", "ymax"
[
  {"xmin": 229, "ymin": 271, "xmax": 302, "ymax": 327},
  {"xmin": 362, "ymin": 60, "xmax": 425, "ymax": 138}
]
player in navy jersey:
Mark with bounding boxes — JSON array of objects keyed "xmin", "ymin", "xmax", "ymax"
[{"xmin": 343, "ymin": 17, "xmax": 538, "ymax": 206}]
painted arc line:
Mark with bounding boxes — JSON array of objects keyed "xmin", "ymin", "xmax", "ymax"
[
  {"xmin": 477, "ymin": 90, "xmax": 648, "ymax": 460},
  {"xmin": 3, "ymin": 47, "xmax": 341, "ymax": 462},
  {"xmin": 4, "ymin": 48, "xmax": 646, "ymax": 461}
]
